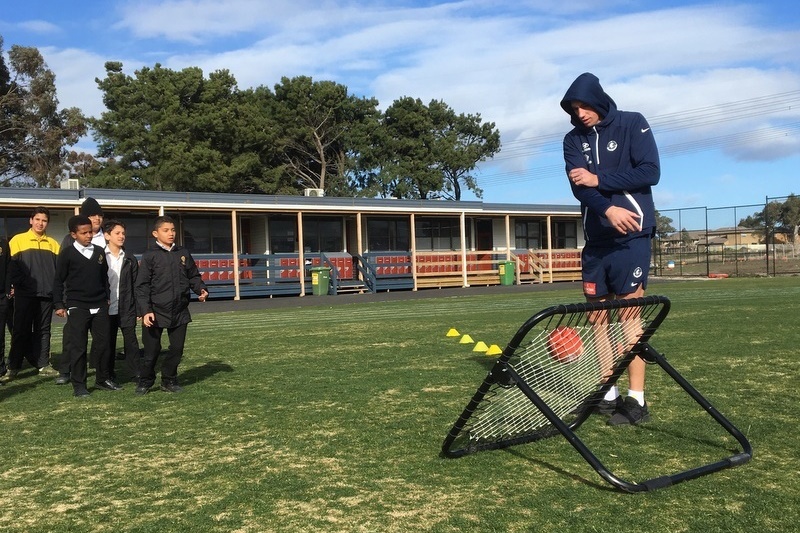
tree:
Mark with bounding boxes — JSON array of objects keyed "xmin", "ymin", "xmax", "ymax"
[
  {"xmin": 680, "ymin": 228, "xmax": 692, "ymax": 248},
  {"xmin": 272, "ymin": 76, "xmax": 380, "ymax": 195},
  {"xmin": 739, "ymin": 199, "xmax": 789, "ymax": 243},
  {"xmin": 428, "ymin": 99, "xmax": 500, "ymax": 200},
  {"xmin": 778, "ymin": 194, "xmax": 800, "ymax": 244},
  {"xmin": 91, "ymin": 62, "xmax": 282, "ymax": 193},
  {"xmin": 90, "ymin": 62, "xmax": 499, "ymax": 198},
  {"xmin": 654, "ymin": 210, "xmax": 676, "ymax": 240},
  {"xmin": 0, "ymin": 36, "xmax": 86, "ymax": 187},
  {"xmin": 360, "ymin": 97, "xmax": 501, "ymax": 200},
  {"xmin": 63, "ymin": 150, "xmax": 102, "ymax": 183},
  {"xmin": 373, "ymin": 97, "xmax": 442, "ymax": 199}
]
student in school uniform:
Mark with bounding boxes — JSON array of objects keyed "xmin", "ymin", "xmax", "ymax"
[
  {"xmin": 53, "ymin": 215, "xmax": 120, "ymax": 397},
  {"xmin": 56, "ymin": 197, "xmax": 108, "ymax": 384},
  {"xmin": 6, "ymin": 207, "xmax": 60, "ymax": 379},
  {"xmin": 103, "ymin": 219, "xmax": 142, "ymax": 382},
  {"xmin": 134, "ymin": 216, "xmax": 208, "ymax": 395}
]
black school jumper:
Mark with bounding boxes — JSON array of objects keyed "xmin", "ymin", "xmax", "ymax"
[{"xmin": 53, "ymin": 244, "xmax": 111, "ymax": 390}]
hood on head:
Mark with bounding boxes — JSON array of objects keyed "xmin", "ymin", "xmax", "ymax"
[{"xmin": 560, "ymin": 72, "xmax": 617, "ymax": 128}]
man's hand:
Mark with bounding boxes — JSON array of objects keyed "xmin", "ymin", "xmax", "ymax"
[
  {"xmin": 143, "ymin": 312, "xmax": 156, "ymax": 327},
  {"xmin": 198, "ymin": 289, "xmax": 208, "ymax": 302},
  {"xmin": 605, "ymin": 206, "xmax": 642, "ymax": 235},
  {"xmin": 55, "ymin": 308, "xmax": 67, "ymax": 318},
  {"xmin": 568, "ymin": 168, "xmax": 599, "ymax": 188}
]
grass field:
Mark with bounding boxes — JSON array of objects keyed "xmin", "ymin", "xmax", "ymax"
[{"xmin": 1, "ymin": 277, "xmax": 799, "ymax": 532}]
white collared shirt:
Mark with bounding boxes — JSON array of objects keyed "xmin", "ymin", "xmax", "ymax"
[
  {"xmin": 155, "ymin": 240, "xmax": 175, "ymax": 252},
  {"xmin": 105, "ymin": 247, "xmax": 124, "ymax": 315},
  {"xmin": 92, "ymin": 230, "xmax": 106, "ymax": 248},
  {"xmin": 72, "ymin": 241, "xmax": 95, "ymax": 259}
]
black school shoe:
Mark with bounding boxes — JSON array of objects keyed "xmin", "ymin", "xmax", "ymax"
[
  {"xmin": 73, "ymin": 387, "xmax": 90, "ymax": 398},
  {"xmin": 95, "ymin": 379, "xmax": 123, "ymax": 391},
  {"xmin": 160, "ymin": 383, "xmax": 184, "ymax": 393},
  {"xmin": 608, "ymin": 396, "xmax": 650, "ymax": 426}
]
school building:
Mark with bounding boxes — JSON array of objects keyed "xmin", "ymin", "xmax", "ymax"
[{"xmin": 0, "ymin": 188, "xmax": 584, "ymax": 299}]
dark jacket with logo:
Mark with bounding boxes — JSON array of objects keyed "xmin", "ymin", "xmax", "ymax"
[
  {"xmin": 134, "ymin": 244, "xmax": 206, "ymax": 328},
  {"xmin": 560, "ymin": 72, "xmax": 660, "ymax": 245}
]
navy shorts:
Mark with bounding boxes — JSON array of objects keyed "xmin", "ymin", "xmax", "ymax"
[{"xmin": 581, "ymin": 235, "xmax": 651, "ymax": 298}]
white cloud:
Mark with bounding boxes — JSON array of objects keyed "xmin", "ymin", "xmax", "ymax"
[
  {"xmin": 16, "ymin": 20, "xmax": 61, "ymax": 34},
  {"xmin": 16, "ymin": 0, "xmax": 800, "ymax": 207},
  {"xmin": 39, "ymin": 47, "xmax": 110, "ymax": 119}
]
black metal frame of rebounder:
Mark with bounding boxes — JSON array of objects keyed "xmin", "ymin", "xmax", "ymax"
[{"xmin": 441, "ymin": 295, "xmax": 752, "ymax": 492}]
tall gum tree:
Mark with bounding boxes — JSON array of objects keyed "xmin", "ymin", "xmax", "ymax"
[
  {"xmin": 272, "ymin": 76, "xmax": 380, "ymax": 195},
  {"xmin": 0, "ymin": 36, "xmax": 86, "ymax": 187}
]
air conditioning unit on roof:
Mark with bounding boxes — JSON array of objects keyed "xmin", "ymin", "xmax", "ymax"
[
  {"xmin": 60, "ymin": 178, "xmax": 80, "ymax": 190},
  {"xmin": 304, "ymin": 188, "xmax": 324, "ymax": 197}
]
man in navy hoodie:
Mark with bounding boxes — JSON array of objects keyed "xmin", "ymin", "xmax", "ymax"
[{"xmin": 560, "ymin": 72, "xmax": 660, "ymax": 426}]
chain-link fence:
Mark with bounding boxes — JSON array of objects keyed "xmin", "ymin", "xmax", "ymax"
[{"xmin": 653, "ymin": 196, "xmax": 799, "ymax": 278}]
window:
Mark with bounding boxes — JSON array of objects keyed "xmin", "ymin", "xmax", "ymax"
[
  {"xmin": 367, "ymin": 218, "xmax": 410, "ymax": 251},
  {"xmin": 515, "ymin": 220, "xmax": 542, "ymax": 249},
  {"xmin": 269, "ymin": 217, "xmax": 297, "ymax": 254},
  {"xmin": 108, "ymin": 213, "xmax": 154, "ymax": 255},
  {"xmin": 1, "ymin": 210, "xmax": 38, "ymax": 240},
  {"xmin": 179, "ymin": 214, "xmax": 232, "ymax": 254},
  {"xmin": 303, "ymin": 216, "xmax": 343, "ymax": 253},
  {"xmin": 552, "ymin": 220, "xmax": 578, "ymax": 248},
  {"xmin": 416, "ymin": 218, "xmax": 462, "ymax": 251}
]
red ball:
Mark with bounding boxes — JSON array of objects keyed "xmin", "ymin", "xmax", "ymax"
[{"xmin": 547, "ymin": 326, "xmax": 584, "ymax": 363}]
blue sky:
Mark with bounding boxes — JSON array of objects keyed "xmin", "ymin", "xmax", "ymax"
[{"xmin": 2, "ymin": 1, "xmax": 799, "ymax": 216}]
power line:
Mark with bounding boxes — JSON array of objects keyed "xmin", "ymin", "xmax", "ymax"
[{"xmin": 478, "ymin": 90, "xmax": 800, "ymax": 186}]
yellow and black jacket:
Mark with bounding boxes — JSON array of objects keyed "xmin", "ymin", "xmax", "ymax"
[{"xmin": 8, "ymin": 229, "xmax": 60, "ymax": 298}]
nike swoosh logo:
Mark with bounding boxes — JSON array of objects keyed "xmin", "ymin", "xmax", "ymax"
[{"xmin": 641, "ymin": 128, "xmax": 650, "ymax": 133}]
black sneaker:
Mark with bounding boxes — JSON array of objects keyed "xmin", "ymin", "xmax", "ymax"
[
  {"xmin": 135, "ymin": 385, "xmax": 150, "ymax": 396},
  {"xmin": 595, "ymin": 396, "xmax": 623, "ymax": 416},
  {"xmin": 608, "ymin": 396, "xmax": 650, "ymax": 426},
  {"xmin": 55, "ymin": 373, "xmax": 71, "ymax": 385}
]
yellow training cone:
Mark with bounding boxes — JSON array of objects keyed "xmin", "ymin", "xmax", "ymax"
[
  {"xmin": 446, "ymin": 328, "xmax": 460, "ymax": 337},
  {"xmin": 486, "ymin": 344, "xmax": 503, "ymax": 356},
  {"xmin": 459, "ymin": 334, "xmax": 474, "ymax": 344},
  {"xmin": 473, "ymin": 341, "xmax": 489, "ymax": 352}
]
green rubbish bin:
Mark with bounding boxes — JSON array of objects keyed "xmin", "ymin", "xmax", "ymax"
[
  {"xmin": 498, "ymin": 260, "xmax": 515, "ymax": 286},
  {"xmin": 311, "ymin": 266, "xmax": 331, "ymax": 296}
]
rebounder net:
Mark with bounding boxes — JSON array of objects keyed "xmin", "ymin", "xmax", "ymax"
[{"xmin": 441, "ymin": 296, "xmax": 752, "ymax": 492}]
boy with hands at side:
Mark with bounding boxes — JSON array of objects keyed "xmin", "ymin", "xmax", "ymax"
[{"xmin": 134, "ymin": 216, "xmax": 208, "ymax": 395}]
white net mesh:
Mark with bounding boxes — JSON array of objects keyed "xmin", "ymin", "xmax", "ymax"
[{"xmin": 458, "ymin": 304, "xmax": 649, "ymax": 450}]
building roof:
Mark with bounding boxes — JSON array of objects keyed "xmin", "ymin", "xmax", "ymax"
[{"xmin": 0, "ymin": 187, "xmax": 581, "ymax": 217}]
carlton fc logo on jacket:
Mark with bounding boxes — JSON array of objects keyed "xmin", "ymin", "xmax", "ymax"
[
  {"xmin": 581, "ymin": 143, "xmax": 593, "ymax": 165},
  {"xmin": 607, "ymin": 140, "xmax": 618, "ymax": 152}
]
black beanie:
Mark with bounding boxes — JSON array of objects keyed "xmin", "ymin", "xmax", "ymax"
[{"xmin": 80, "ymin": 197, "xmax": 103, "ymax": 216}]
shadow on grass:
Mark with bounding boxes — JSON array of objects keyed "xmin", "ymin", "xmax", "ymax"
[
  {"xmin": 639, "ymin": 421, "xmax": 744, "ymax": 453},
  {"xmin": 0, "ymin": 368, "xmax": 58, "ymax": 400},
  {"xmin": 502, "ymin": 446, "xmax": 615, "ymax": 492},
  {"xmin": 472, "ymin": 354, "xmax": 498, "ymax": 372},
  {"xmin": 181, "ymin": 360, "xmax": 234, "ymax": 385}
]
